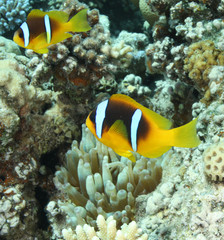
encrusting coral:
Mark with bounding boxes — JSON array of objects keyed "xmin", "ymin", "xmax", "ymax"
[
  {"xmin": 52, "ymin": 124, "xmax": 162, "ymax": 235},
  {"xmin": 62, "ymin": 214, "xmax": 148, "ymax": 240},
  {"xmin": 184, "ymin": 40, "xmax": 224, "ymax": 94}
]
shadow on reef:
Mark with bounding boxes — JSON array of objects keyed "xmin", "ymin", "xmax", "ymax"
[
  {"xmin": 81, "ymin": 0, "xmax": 144, "ymax": 35},
  {"xmin": 35, "ymin": 186, "xmax": 50, "ymax": 231}
]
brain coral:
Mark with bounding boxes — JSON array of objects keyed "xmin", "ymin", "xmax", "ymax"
[{"xmin": 203, "ymin": 141, "xmax": 224, "ymax": 181}]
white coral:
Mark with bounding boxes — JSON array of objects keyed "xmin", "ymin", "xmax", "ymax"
[{"xmin": 62, "ymin": 215, "xmax": 148, "ymax": 240}]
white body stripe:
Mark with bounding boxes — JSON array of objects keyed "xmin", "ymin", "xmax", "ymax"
[
  {"xmin": 131, "ymin": 109, "xmax": 142, "ymax": 152},
  {"xmin": 20, "ymin": 22, "xmax": 29, "ymax": 47},
  {"xmin": 44, "ymin": 14, "xmax": 51, "ymax": 43},
  {"xmin": 95, "ymin": 100, "xmax": 108, "ymax": 139}
]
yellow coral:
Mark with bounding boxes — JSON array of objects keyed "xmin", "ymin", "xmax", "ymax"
[{"xmin": 184, "ymin": 40, "xmax": 224, "ymax": 93}]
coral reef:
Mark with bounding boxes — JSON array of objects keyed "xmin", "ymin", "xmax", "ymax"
[
  {"xmin": 26, "ymin": 2, "xmax": 117, "ymax": 102},
  {"xmin": 26, "ymin": 1, "xmax": 149, "ymax": 117},
  {"xmin": 39, "ymin": 12, "xmax": 111, "ymax": 80},
  {"xmin": 0, "ymin": 39, "xmax": 80, "ymax": 239},
  {"xmin": 135, "ymin": 96, "xmax": 224, "ymax": 239},
  {"xmin": 48, "ymin": 124, "xmax": 162, "ymax": 238},
  {"xmin": 0, "ymin": 57, "xmax": 79, "ymax": 156},
  {"xmin": 3, "ymin": 0, "xmax": 224, "ymax": 239},
  {"xmin": 143, "ymin": 1, "xmax": 224, "ymax": 104}
]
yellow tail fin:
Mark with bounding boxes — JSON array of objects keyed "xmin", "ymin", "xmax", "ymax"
[
  {"xmin": 171, "ymin": 118, "xmax": 201, "ymax": 148},
  {"xmin": 67, "ymin": 9, "xmax": 92, "ymax": 32}
]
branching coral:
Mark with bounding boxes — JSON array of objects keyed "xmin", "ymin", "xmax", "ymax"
[
  {"xmin": 53, "ymin": 124, "xmax": 162, "ymax": 232},
  {"xmin": 28, "ymin": 1, "xmax": 148, "ymax": 97},
  {"xmin": 62, "ymin": 214, "xmax": 148, "ymax": 240},
  {"xmin": 27, "ymin": 1, "xmax": 115, "ymax": 92},
  {"xmin": 146, "ymin": 37, "xmax": 174, "ymax": 74},
  {"xmin": 101, "ymin": 30, "xmax": 148, "ymax": 78},
  {"xmin": 0, "ymin": 0, "xmax": 31, "ymax": 35}
]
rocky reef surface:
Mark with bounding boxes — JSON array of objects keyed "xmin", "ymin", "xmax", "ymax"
[{"xmin": 1, "ymin": 0, "xmax": 224, "ymax": 239}]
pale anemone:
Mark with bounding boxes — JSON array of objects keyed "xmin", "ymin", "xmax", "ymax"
[{"xmin": 54, "ymin": 124, "xmax": 162, "ymax": 229}]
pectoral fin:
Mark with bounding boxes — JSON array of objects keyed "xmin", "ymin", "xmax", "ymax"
[
  {"xmin": 108, "ymin": 120, "xmax": 128, "ymax": 139},
  {"xmin": 114, "ymin": 149, "xmax": 136, "ymax": 162}
]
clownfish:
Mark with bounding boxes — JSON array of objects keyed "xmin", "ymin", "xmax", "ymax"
[
  {"xmin": 13, "ymin": 9, "xmax": 91, "ymax": 54},
  {"xmin": 86, "ymin": 94, "xmax": 201, "ymax": 162}
]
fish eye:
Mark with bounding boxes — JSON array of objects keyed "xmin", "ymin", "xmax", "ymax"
[{"xmin": 19, "ymin": 32, "xmax": 23, "ymax": 38}]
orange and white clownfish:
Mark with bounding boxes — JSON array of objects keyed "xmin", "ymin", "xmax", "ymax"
[
  {"xmin": 86, "ymin": 94, "xmax": 201, "ymax": 162},
  {"xmin": 13, "ymin": 9, "xmax": 91, "ymax": 54}
]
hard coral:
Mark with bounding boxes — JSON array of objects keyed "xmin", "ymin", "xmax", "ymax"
[
  {"xmin": 184, "ymin": 40, "xmax": 224, "ymax": 93},
  {"xmin": 203, "ymin": 141, "xmax": 224, "ymax": 181},
  {"xmin": 53, "ymin": 125, "xmax": 162, "ymax": 232},
  {"xmin": 0, "ymin": 186, "xmax": 26, "ymax": 236},
  {"xmin": 48, "ymin": 10, "xmax": 113, "ymax": 88},
  {"xmin": 27, "ymin": 1, "xmax": 117, "ymax": 107},
  {"xmin": 0, "ymin": 55, "xmax": 80, "ymax": 158},
  {"xmin": 0, "ymin": 0, "xmax": 31, "ymax": 35},
  {"xmin": 139, "ymin": 0, "xmax": 159, "ymax": 26},
  {"xmin": 170, "ymin": 1, "xmax": 212, "ymax": 27},
  {"xmin": 146, "ymin": 36, "xmax": 174, "ymax": 74},
  {"xmin": 118, "ymin": 74, "xmax": 151, "ymax": 98},
  {"xmin": 62, "ymin": 214, "xmax": 148, "ymax": 240}
]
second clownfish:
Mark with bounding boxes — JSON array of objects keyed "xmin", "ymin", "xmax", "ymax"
[
  {"xmin": 86, "ymin": 94, "xmax": 201, "ymax": 162},
  {"xmin": 13, "ymin": 9, "xmax": 91, "ymax": 54}
]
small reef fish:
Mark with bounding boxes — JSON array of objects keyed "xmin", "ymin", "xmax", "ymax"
[
  {"xmin": 86, "ymin": 94, "xmax": 201, "ymax": 162},
  {"xmin": 13, "ymin": 9, "xmax": 91, "ymax": 54}
]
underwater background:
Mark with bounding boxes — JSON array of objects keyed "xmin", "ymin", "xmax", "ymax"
[{"xmin": 1, "ymin": 0, "xmax": 224, "ymax": 239}]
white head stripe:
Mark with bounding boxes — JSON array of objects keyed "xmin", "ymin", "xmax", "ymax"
[
  {"xmin": 20, "ymin": 22, "xmax": 29, "ymax": 47},
  {"xmin": 131, "ymin": 109, "xmax": 142, "ymax": 152},
  {"xmin": 44, "ymin": 14, "xmax": 51, "ymax": 43},
  {"xmin": 95, "ymin": 100, "xmax": 109, "ymax": 139}
]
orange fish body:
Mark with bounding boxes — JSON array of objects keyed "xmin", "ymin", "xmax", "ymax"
[
  {"xmin": 13, "ymin": 9, "xmax": 91, "ymax": 54},
  {"xmin": 86, "ymin": 94, "xmax": 201, "ymax": 162}
]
